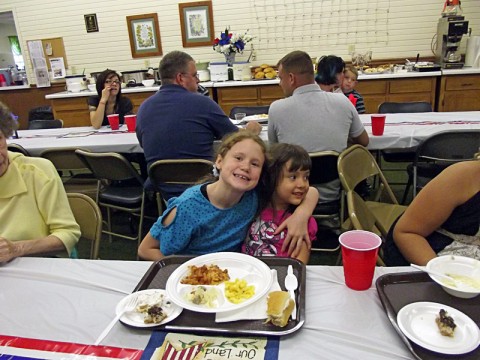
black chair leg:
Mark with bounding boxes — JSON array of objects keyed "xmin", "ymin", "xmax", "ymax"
[{"xmin": 402, "ymin": 176, "xmax": 413, "ymax": 204}]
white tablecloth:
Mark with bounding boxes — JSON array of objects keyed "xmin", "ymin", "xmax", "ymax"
[
  {"xmin": 360, "ymin": 111, "xmax": 480, "ymax": 150},
  {"xmin": 0, "ymin": 258, "xmax": 416, "ymax": 359},
  {"xmin": 7, "ymin": 125, "xmax": 142, "ymax": 156},
  {"xmin": 8, "ymin": 112, "xmax": 479, "ymax": 156}
]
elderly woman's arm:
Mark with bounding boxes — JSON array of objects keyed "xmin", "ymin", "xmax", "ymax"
[
  {"xmin": 0, "ymin": 236, "xmax": 65, "ymax": 262},
  {"xmin": 0, "ymin": 158, "xmax": 80, "ymax": 262},
  {"xmin": 393, "ymin": 162, "xmax": 478, "ymax": 265}
]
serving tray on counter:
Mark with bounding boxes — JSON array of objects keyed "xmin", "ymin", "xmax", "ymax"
[
  {"xmin": 376, "ymin": 271, "xmax": 480, "ymax": 360},
  {"xmin": 133, "ymin": 255, "xmax": 306, "ymax": 336}
]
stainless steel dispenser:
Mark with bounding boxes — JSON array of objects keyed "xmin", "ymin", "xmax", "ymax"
[{"xmin": 435, "ymin": 15, "xmax": 469, "ymax": 69}]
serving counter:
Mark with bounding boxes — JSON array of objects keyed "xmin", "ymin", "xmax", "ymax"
[{"xmin": 43, "ymin": 68, "xmax": 480, "ymax": 128}]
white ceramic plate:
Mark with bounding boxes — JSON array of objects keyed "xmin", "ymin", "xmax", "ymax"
[
  {"xmin": 243, "ymin": 114, "xmax": 269, "ymax": 122},
  {"xmin": 166, "ymin": 252, "xmax": 273, "ymax": 313},
  {"xmin": 115, "ymin": 289, "xmax": 183, "ymax": 328},
  {"xmin": 397, "ymin": 302, "xmax": 480, "ymax": 355}
]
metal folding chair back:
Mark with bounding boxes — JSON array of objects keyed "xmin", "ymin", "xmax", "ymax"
[
  {"xmin": 378, "ymin": 101, "xmax": 433, "ymax": 191},
  {"xmin": 309, "ymin": 151, "xmax": 342, "ymax": 252},
  {"xmin": 411, "ymin": 130, "xmax": 480, "ymax": 197},
  {"xmin": 338, "ymin": 145, "xmax": 397, "ymax": 203},
  {"xmin": 41, "ymin": 148, "xmax": 97, "ymax": 199},
  {"xmin": 338, "ymin": 145, "xmax": 406, "ymax": 248},
  {"xmin": 75, "ymin": 149, "xmax": 146, "ymax": 245},
  {"xmin": 7, "ymin": 143, "xmax": 30, "ymax": 156},
  {"xmin": 345, "ymin": 191, "xmax": 386, "ymax": 266},
  {"xmin": 378, "ymin": 101, "xmax": 432, "ymax": 114},
  {"xmin": 67, "ymin": 193, "xmax": 102, "ymax": 259},
  {"xmin": 148, "ymin": 159, "xmax": 213, "ymax": 214},
  {"xmin": 28, "ymin": 119, "xmax": 63, "ymax": 130}
]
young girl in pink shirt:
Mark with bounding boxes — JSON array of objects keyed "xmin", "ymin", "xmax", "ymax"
[{"xmin": 243, "ymin": 143, "xmax": 317, "ymax": 264}]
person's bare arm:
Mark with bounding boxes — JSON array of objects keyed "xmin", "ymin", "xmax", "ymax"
[
  {"xmin": 393, "ymin": 163, "xmax": 476, "ymax": 265},
  {"xmin": 351, "ymin": 130, "xmax": 369, "ymax": 147},
  {"xmin": 137, "ymin": 208, "xmax": 177, "ymax": 261},
  {"xmin": 294, "ymin": 241, "xmax": 310, "ymax": 264},
  {"xmin": 90, "ymin": 87, "xmax": 111, "ymax": 129},
  {"xmin": 277, "ymin": 187, "xmax": 319, "ymax": 257},
  {"xmin": 137, "ymin": 232, "xmax": 166, "ymax": 261},
  {"xmin": 0, "ymin": 235, "xmax": 65, "ymax": 263}
]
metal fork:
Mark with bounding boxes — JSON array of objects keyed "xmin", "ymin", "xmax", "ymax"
[{"xmin": 94, "ymin": 294, "xmax": 139, "ymax": 345}]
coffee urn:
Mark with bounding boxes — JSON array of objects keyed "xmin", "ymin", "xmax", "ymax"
[{"xmin": 435, "ymin": 14, "xmax": 469, "ymax": 69}]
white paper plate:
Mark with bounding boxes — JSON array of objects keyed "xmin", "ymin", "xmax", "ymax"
[
  {"xmin": 397, "ymin": 302, "xmax": 480, "ymax": 355},
  {"xmin": 115, "ymin": 289, "xmax": 183, "ymax": 328},
  {"xmin": 166, "ymin": 252, "xmax": 273, "ymax": 313}
]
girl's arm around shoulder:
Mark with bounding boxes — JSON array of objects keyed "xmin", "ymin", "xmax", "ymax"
[{"xmin": 277, "ymin": 186, "xmax": 319, "ymax": 257}]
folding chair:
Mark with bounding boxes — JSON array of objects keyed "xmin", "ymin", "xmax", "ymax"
[
  {"xmin": 40, "ymin": 147, "xmax": 97, "ymax": 199},
  {"xmin": 67, "ymin": 193, "xmax": 102, "ymax": 259},
  {"xmin": 7, "ymin": 143, "xmax": 30, "ymax": 156},
  {"xmin": 338, "ymin": 145, "xmax": 407, "ymax": 238},
  {"xmin": 28, "ymin": 119, "xmax": 63, "ymax": 129},
  {"xmin": 148, "ymin": 159, "xmax": 214, "ymax": 214},
  {"xmin": 378, "ymin": 101, "xmax": 433, "ymax": 189},
  {"xmin": 403, "ymin": 130, "xmax": 480, "ymax": 203},
  {"xmin": 75, "ymin": 149, "xmax": 146, "ymax": 245},
  {"xmin": 308, "ymin": 151, "xmax": 342, "ymax": 252},
  {"xmin": 344, "ymin": 191, "xmax": 388, "ymax": 266}
]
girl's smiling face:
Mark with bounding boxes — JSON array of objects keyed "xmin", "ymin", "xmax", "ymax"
[
  {"xmin": 215, "ymin": 138, "xmax": 265, "ymax": 193},
  {"xmin": 273, "ymin": 160, "xmax": 309, "ymax": 210}
]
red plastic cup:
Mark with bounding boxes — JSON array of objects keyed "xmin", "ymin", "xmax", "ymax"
[
  {"xmin": 371, "ymin": 114, "xmax": 386, "ymax": 136},
  {"xmin": 107, "ymin": 114, "xmax": 120, "ymax": 130},
  {"xmin": 339, "ymin": 230, "xmax": 382, "ymax": 291},
  {"xmin": 125, "ymin": 114, "xmax": 136, "ymax": 132}
]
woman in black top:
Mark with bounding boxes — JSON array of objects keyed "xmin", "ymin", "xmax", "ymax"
[{"xmin": 88, "ymin": 69, "xmax": 133, "ymax": 129}]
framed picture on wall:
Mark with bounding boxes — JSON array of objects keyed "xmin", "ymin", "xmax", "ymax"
[
  {"xmin": 178, "ymin": 1, "xmax": 214, "ymax": 48},
  {"xmin": 126, "ymin": 13, "xmax": 163, "ymax": 58}
]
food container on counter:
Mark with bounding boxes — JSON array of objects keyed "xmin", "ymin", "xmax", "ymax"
[
  {"xmin": 121, "ymin": 70, "xmax": 147, "ymax": 85},
  {"xmin": 208, "ymin": 62, "xmax": 228, "ymax": 82},
  {"xmin": 65, "ymin": 75, "xmax": 87, "ymax": 92}
]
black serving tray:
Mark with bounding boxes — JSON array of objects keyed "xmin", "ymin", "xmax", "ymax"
[
  {"xmin": 376, "ymin": 271, "xmax": 480, "ymax": 360},
  {"xmin": 133, "ymin": 255, "xmax": 306, "ymax": 336}
]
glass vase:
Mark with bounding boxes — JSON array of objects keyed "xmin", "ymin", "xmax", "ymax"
[{"xmin": 224, "ymin": 52, "xmax": 236, "ymax": 66}]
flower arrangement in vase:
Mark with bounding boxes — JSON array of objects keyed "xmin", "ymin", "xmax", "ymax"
[{"xmin": 213, "ymin": 28, "xmax": 253, "ymax": 66}]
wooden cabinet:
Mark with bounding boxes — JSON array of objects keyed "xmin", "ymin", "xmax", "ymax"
[
  {"xmin": 0, "ymin": 83, "xmax": 65, "ymax": 129},
  {"xmin": 437, "ymin": 74, "xmax": 480, "ymax": 112},
  {"xmin": 356, "ymin": 77, "xmax": 437, "ymax": 114},
  {"xmin": 50, "ymin": 91, "xmax": 155, "ymax": 127},
  {"xmin": 216, "ymin": 84, "xmax": 284, "ymax": 116}
]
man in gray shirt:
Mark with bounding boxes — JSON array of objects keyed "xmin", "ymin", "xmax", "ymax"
[{"xmin": 268, "ymin": 50, "xmax": 369, "ymax": 202}]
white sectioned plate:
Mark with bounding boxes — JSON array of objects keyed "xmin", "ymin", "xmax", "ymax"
[
  {"xmin": 397, "ymin": 302, "xmax": 480, "ymax": 355},
  {"xmin": 166, "ymin": 252, "xmax": 273, "ymax": 313},
  {"xmin": 115, "ymin": 289, "xmax": 183, "ymax": 328}
]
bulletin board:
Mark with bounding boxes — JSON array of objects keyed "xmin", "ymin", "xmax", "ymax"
[{"xmin": 27, "ymin": 37, "xmax": 68, "ymax": 71}]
